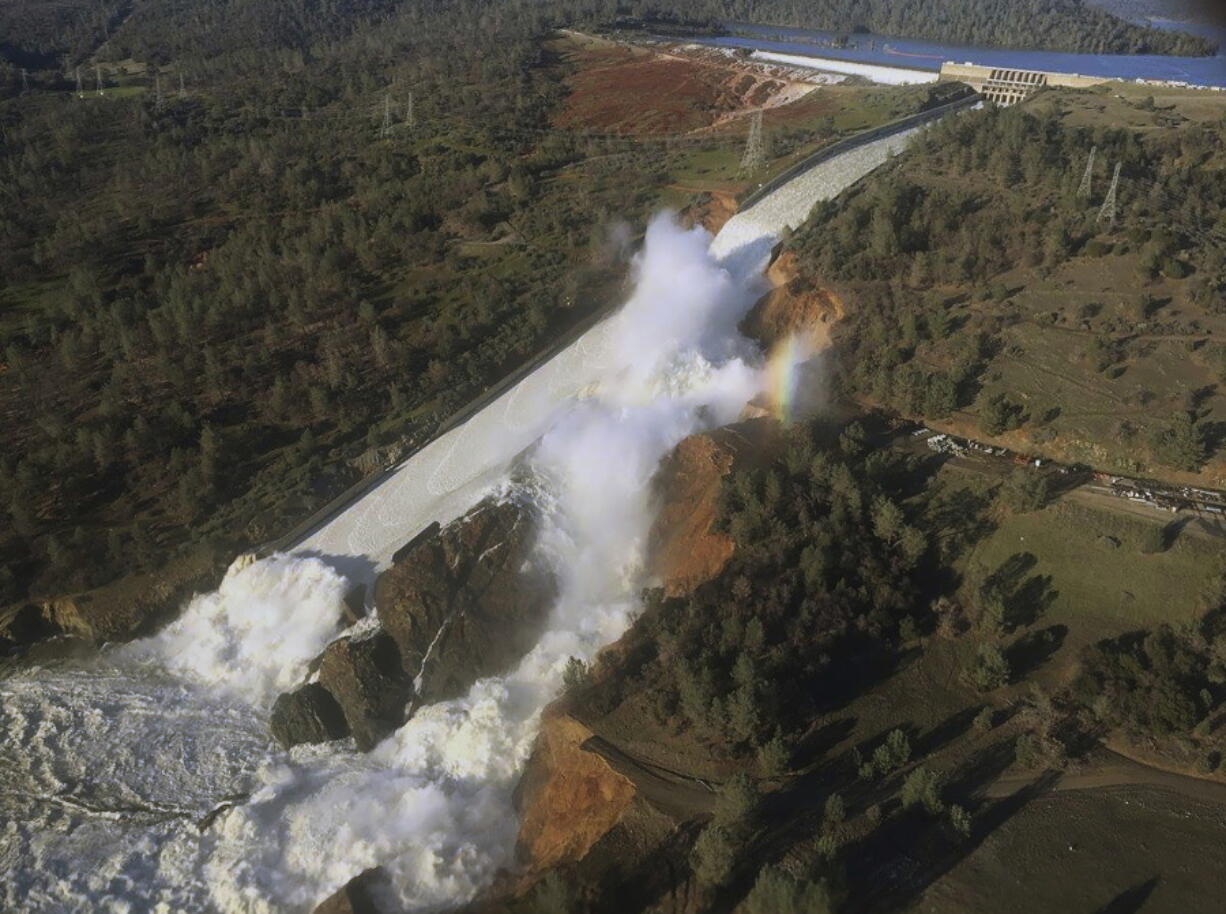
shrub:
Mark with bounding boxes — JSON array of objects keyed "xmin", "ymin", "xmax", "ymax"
[
  {"xmin": 966, "ymin": 643, "xmax": 1011, "ymax": 691},
  {"xmin": 900, "ymin": 766, "xmax": 944, "ymax": 814},
  {"xmin": 743, "ymin": 866, "xmax": 834, "ymax": 914},
  {"xmin": 691, "ymin": 824, "xmax": 736, "ymax": 886},
  {"xmin": 948, "ymin": 803, "xmax": 972, "ymax": 837}
]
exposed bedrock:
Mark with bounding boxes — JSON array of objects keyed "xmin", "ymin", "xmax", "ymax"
[
  {"xmin": 375, "ymin": 496, "xmax": 556, "ymax": 705},
  {"xmin": 318, "ymin": 631, "xmax": 414, "ymax": 752},
  {"xmin": 312, "ymin": 868, "xmax": 389, "ymax": 914},
  {"xmin": 0, "ymin": 548, "xmax": 226, "ymax": 655},
  {"xmin": 272, "ymin": 495, "xmax": 554, "ymax": 750},
  {"xmin": 648, "ymin": 421, "xmax": 774, "ymax": 597},
  {"xmin": 741, "ymin": 248, "xmax": 845, "ymax": 353},
  {"xmin": 270, "ymin": 683, "xmax": 348, "ymax": 749}
]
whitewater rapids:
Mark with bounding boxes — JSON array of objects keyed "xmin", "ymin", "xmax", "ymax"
[{"xmin": 0, "ymin": 126, "xmax": 933, "ymax": 913}]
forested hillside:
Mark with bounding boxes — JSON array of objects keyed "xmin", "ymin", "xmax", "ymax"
[
  {"xmin": 0, "ymin": 0, "xmax": 682, "ymax": 607},
  {"xmin": 788, "ymin": 89, "xmax": 1226, "ymax": 481}
]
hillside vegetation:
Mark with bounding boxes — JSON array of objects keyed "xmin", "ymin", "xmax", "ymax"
[{"xmin": 789, "ymin": 87, "xmax": 1226, "ymax": 483}]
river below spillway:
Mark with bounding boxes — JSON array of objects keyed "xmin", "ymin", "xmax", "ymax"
[{"xmin": 0, "ymin": 120, "xmax": 941, "ymax": 913}]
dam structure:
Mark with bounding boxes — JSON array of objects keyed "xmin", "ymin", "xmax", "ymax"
[
  {"xmin": 0, "ymin": 103, "xmax": 973, "ymax": 914},
  {"xmin": 293, "ymin": 111, "xmax": 955, "ymax": 573}
]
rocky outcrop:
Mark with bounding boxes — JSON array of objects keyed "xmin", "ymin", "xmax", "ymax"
[
  {"xmin": 681, "ymin": 189, "xmax": 738, "ymax": 235},
  {"xmin": 514, "ymin": 708, "xmax": 636, "ymax": 874},
  {"xmin": 741, "ymin": 249, "xmax": 844, "ymax": 352},
  {"xmin": 270, "ymin": 683, "xmax": 349, "ymax": 749},
  {"xmin": 317, "ymin": 631, "xmax": 413, "ymax": 751},
  {"xmin": 648, "ymin": 423, "xmax": 770, "ymax": 598},
  {"xmin": 1, "ymin": 548, "xmax": 225, "ymax": 653},
  {"xmin": 312, "ymin": 869, "xmax": 387, "ymax": 914},
  {"xmin": 375, "ymin": 498, "xmax": 555, "ymax": 704},
  {"xmin": 270, "ymin": 496, "xmax": 554, "ymax": 751}
]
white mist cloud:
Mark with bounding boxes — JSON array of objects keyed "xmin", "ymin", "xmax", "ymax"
[
  {"xmin": 174, "ymin": 211, "xmax": 776, "ymax": 912},
  {"xmin": 120, "ymin": 555, "xmax": 349, "ymax": 707}
]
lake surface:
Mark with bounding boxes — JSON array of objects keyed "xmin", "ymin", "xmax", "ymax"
[{"xmin": 676, "ymin": 20, "xmax": 1226, "ymax": 88}]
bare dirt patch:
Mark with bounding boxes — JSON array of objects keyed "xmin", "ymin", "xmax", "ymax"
[{"xmin": 549, "ymin": 37, "xmax": 809, "ymax": 136}]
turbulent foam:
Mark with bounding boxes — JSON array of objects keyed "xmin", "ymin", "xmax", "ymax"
[
  {"xmin": 119, "ymin": 554, "xmax": 351, "ymax": 708},
  {"xmin": 181, "ymin": 215, "xmax": 769, "ymax": 911},
  {"xmin": 2, "ymin": 122, "xmax": 938, "ymax": 913}
]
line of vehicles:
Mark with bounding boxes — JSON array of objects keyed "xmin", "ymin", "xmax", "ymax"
[{"xmin": 910, "ymin": 425, "xmax": 1226, "ymax": 517}]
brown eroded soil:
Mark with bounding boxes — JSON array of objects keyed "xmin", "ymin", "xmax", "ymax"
[{"xmin": 550, "ymin": 36, "xmax": 806, "ymax": 136}]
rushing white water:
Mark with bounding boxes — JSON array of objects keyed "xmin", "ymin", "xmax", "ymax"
[{"xmin": 1, "ymin": 123, "xmax": 939, "ymax": 913}]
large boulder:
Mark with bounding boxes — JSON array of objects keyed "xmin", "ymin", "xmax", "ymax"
[
  {"xmin": 317, "ymin": 631, "xmax": 414, "ymax": 751},
  {"xmin": 375, "ymin": 497, "xmax": 555, "ymax": 704},
  {"xmin": 312, "ymin": 868, "xmax": 387, "ymax": 914},
  {"xmin": 270, "ymin": 683, "xmax": 349, "ymax": 749}
]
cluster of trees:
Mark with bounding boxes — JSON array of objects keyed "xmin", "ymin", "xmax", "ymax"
[
  {"xmin": 570, "ymin": 420, "xmax": 933, "ymax": 770},
  {"xmin": 1073, "ymin": 611, "xmax": 1226, "ymax": 736},
  {"xmin": 793, "ymin": 105, "xmax": 1223, "ymax": 289},
  {"xmin": 0, "ymin": 0, "xmax": 687, "ymax": 605},
  {"xmin": 0, "ymin": 0, "xmax": 132, "ymax": 69},
  {"xmin": 788, "ymin": 103, "xmax": 1226, "ymax": 473}
]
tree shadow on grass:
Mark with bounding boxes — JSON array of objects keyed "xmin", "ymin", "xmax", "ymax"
[
  {"xmin": 1006, "ymin": 624, "xmax": 1068, "ymax": 679},
  {"xmin": 1094, "ymin": 876, "xmax": 1160, "ymax": 914},
  {"xmin": 847, "ymin": 768, "xmax": 1062, "ymax": 914}
]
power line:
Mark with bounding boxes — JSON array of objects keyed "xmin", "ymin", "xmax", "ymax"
[
  {"xmin": 1077, "ymin": 145, "xmax": 1096, "ymax": 199},
  {"xmin": 739, "ymin": 109, "xmax": 766, "ymax": 173},
  {"xmin": 1097, "ymin": 161, "xmax": 1121, "ymax": 228},
  {"xmin": 379, "ymin": 93, "xmax": 393, "ymax": 138}
]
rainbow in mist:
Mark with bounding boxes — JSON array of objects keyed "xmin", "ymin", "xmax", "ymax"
[{"xmin": 765, "ymin": 335, "xmax": 813, "ymax": 424}]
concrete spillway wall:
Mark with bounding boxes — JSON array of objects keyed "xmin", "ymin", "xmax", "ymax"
[
  {"xmin": 751, "ymin": 50, "xmax": 940, "ymax": 85},
  {"xmin": 291, "ymin": 102, "xmax": 972, "ymax": 570}
]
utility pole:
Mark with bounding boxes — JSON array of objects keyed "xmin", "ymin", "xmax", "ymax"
[
  {"xmin": 1097, "ymin": 161, "xmax": 1121, "ymax": 228},
  {"xmin": 739, "ymin": 109, "xmax": 766, "ymax": 173},
  {"xmin": 379, "ymin": 93, "xmax": 393, "ymax": 138},
  {"xmin": 1077, "ymin": 145, "xmax": 1096, "ymax": 199},
  {"xmin": 75, "ymin": 67, "xmax": 83, "ymax": 98}
]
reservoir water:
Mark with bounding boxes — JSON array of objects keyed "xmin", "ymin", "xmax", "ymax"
[{"xmin": 676, "ymin": 19, "xmax": 1226, "ymax": 88}]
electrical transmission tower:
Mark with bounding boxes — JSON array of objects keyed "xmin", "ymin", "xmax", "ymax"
[
  {"xmin": 1077, "ymin": 145, "xmax": 1096, "ymax": 199},
  {"xmin": 739, "ymin": 110, "xmax": 766, "ymax": 173},
  {"xmin": 379, "ymin": 93, "xmax": 393, "ymax": 138},
  {"xmin": 1097, "ymin": 161, "xmax": 1121, "ymax": 228}
]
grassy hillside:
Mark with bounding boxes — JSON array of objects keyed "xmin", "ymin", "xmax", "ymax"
[
  {"xmin": 505, "ymin": 414, "xmax": 1226, "ymax": 914},
  {"xmin": 789, "ymin": 85, "xmax": 1226, "ymax": 485}
]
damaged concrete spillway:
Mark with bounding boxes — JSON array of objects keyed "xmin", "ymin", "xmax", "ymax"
[
  {"xmin": 0, "ymin": 113, "xmax": 950, "ymax": 913},
  {"xmin": 295, "ymin": 118, "xmax": 935, "ymax": 571}
]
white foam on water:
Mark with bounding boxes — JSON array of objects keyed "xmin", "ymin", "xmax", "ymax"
[
  {"xmin": 179, "ymin": 213, "xmax": 770, "ymax": 912},
  {"xmin": 118, "ymin": 554, "xmax": 351, "ymax": 707},
  {"xmin": 2, "ymin": 123, "xmax": 937, "ymax": 913}
]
